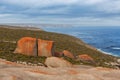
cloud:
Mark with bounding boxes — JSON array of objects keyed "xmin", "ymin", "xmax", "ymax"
[
  {"xmin": 96, "ymin": 0, "xmax": 120, "ymax": 13},
  {"xmin": 0, "ymin": 0, "xmax": 106, "ymax": 7},
  {"xmin": 1, "ymin": 0, "xmax": 120, "ymax": 14},
  {"xmin": 0, "ymin": 6, "xmax": 6, "ymax": 10},
  {"xmin": 1, "ymin": 13, "xmax": 120, "ymax": 26},
  {"xmin": 0, "ymin": 14, "xmax": 11, "ymax": 18},
  {"xmin": 77, "ymin": 0, "xmax": 105, "ymax": 5},
  {"xmin": 0, "ymin": 0, "xmax": 120, "ymax": 26},
  {"xmin": 23, "ymin": 6, "xmax": 70, "ymax": 15},
  {"xmin": 0, "ymin": 0, "xmax": 78, "ymax": 8}
]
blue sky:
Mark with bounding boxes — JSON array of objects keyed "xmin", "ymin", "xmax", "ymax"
[{"xmin": 0, "ymin": 0, "xmax": 120, "ymax": 26}]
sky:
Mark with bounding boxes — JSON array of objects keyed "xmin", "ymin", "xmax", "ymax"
[{"xmin": 0, "ymin": 0, "xmax": 120, "ymax": 26}]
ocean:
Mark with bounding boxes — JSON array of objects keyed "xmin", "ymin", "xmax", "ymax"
[{"xmin": 40, "ymin": 26, "xmax": 120, "ymax": 57}]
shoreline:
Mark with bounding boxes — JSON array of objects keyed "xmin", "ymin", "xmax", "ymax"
[
  {"xmin": 0, "ymin": 25, "xmax": 120, "ymax": 69},
  {"xmin": 40, "ymin": 26, "xmax": 120, "ymax": 58},
  {"xmin": 1, "ymin": 24, "xmax": 119, "ymax": 57},
  {"xmin": 97, "ymin": 49, "xmax": 119, "ymax": 57}
]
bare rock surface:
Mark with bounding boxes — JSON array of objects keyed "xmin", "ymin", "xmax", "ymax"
[
  {"xmin": 44, "ymin": 57, "xmax": 72, "ymax": 68},
  {"xmin": 0, "ymin": 58, "xmax": 120, "ymax": 80},
  {"xmin": 77, "ymin": 54, "xmax": 94, "ymax": 62},
  {"xmin": 63, "ymin": 50, "xmax": 75, "ymax": 59}
]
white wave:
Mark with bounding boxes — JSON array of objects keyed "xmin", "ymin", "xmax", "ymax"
[
  {"xmin": 69, "ymin": 32, "xmax": 93, "ymax": 39},
  {"xmin": 112, "ymin": 47, "xmax": 120, "ymax": 50},
  {"xmin": 97, "ymin": 49, "xmax": 112, "ymax": 55},
  {"xmin": 69, "ymin": 32, "xmax": 79, "ymax": 35},
  {"xmin": 70, "ymin": 32, "xmax": 88, "ymax": 35},
  {"xmin": 79, "ymin": 36, "xmax": 93, "ymax": 39},
  {"xmin": 97, "ymin": 49, "xmax": 119, "ymax": 57}
]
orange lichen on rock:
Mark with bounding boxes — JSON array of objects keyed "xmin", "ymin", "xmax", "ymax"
[
  {"xmin": 63, "ymin": 50, "xmax": 75, "ymax": 59},
  {"xmin": 38, "ymin": 39, "xmax": 54, "ymax": 57},
  {"xmin": 12, "ymin": 75, "xmax": 17, "ymax": 80},
  {"xmin": 27, "ymin": 70, "xmax": 56, "ymax": 75},
  {"xmin": 67, "ymin": 69, "xmax": 79, "ymax": 75},
  {"xmin": 14, "ymin": 37, "xmax": 36, "ymax": 56},
  {"xmin": 14, "ymin": 37, "xmax": 54, "ymax": 57},
  {"xmin": 0, "ymin": 59, "xmax": 23, "ymax": 66},
  {"xmin": 78, "ymin": 54, "xmax": 94, "ymax": 61},
  {"xmin": 96, "ymin": 67, "xmax": 112, "ymax": 71}
]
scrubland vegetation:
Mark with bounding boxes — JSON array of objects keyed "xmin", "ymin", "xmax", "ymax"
[{"xmin": 0, "ymin": 25, "xmax": 119, "ymax": 68}]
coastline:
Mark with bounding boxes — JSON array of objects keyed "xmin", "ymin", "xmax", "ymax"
[
  {"xmin": 97, "ymin": 49, "xmax": 119, "ymax": 57},
  {"xmin": 0, "ymin": 25, "xmax": 120, "ymax": 69},
  {"xmin": 1, "ymin": 24, "xmax": 119, "ymax": 57},
  {"xmin": 1, "ymin": 24, "xmax": 120, "ymax": 57},
  {"xmin": 40, "ymin": 26, "xmax": 120, "ymax": 57}
]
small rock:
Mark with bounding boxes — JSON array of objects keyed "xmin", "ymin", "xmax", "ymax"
[
  {"xmin": 22, "ymin": 62, "xmax": 27, "ymax": 65},
  {"xmin": 28, "ymin": 62, "xmax": 32, "ymax": 66},
  {"xmin": 63, "ymin": 50, "xmax": 75, "ymax": 59},
  {"xmin": 117, "ymin": 59, "xmax": 120, "ymax": 64},
  {"xmin": 37, "ymin": 63, "xmax": 44, "ymax": 66},
  {"xmin": 110, "ymin": 62, "xmax": 120, "ymax": 69},
  {"xmin": 77, "ymin": 54, "xmax": 94, "ymax": 62}
]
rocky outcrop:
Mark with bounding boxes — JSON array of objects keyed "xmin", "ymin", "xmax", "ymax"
[
  {"xmin": 117, "ymin": 59, "xmax": 120, "ymax": 64},
  {"xmin": 63, "ymin": 50, "xmax": 75, "ymax": 59},
  {"xmin": 38, "ymin": 39, "xmax": 54, "ymax": 57},
  {"xmin": 14, "ymin": 37, "xmax": 54, "ymax": 57},
  {"xmin": 0, "ymin": 58, "xmax": 120, "ymax": 80},
  {"xmin": 77, "ymin": 54, "xmax": 94, "ymax": 62},
  {"xmin": 44, "ymin": 57, "xmax": 72, "ymax": 68}
]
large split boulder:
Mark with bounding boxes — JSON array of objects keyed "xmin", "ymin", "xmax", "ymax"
[
  {"xmin": 14, "ymin": 37, "xmax": 54, "ymax": 57},
  {"xmin": 44, "ymin": 57, "xmax": 72, "ymax": 68}
]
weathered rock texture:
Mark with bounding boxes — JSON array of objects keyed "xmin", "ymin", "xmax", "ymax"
[
  {"xmin": 0, "ymin": 58, "xmax": 120, "ymax": 80},
  {"xmin": 14, "ymin": 37, "xmax": 54, "ymax": 57},
  {"xmin": 77, "ymin": 54, "xmax": 94, "ymax": 62},
  {"xmin": 44, "ymin": 57, "xmax": 72, "ymax": 68},
  {"xmin": 63, "ymin": 50, "xmax": 75, "ymax": 59}
]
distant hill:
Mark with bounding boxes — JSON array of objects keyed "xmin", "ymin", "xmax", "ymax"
[
  {"xmin": 0, "ymin": 25, "xmax": 43, "ymax": 31},
  {"xmin": 0, "ymin": 25, "xmax": 119, "ymax": 68}
]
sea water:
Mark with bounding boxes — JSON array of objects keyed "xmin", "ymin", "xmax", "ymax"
[{"xmin": 41, "ymin": 26, "xmax": 120, "ymax": 56}]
